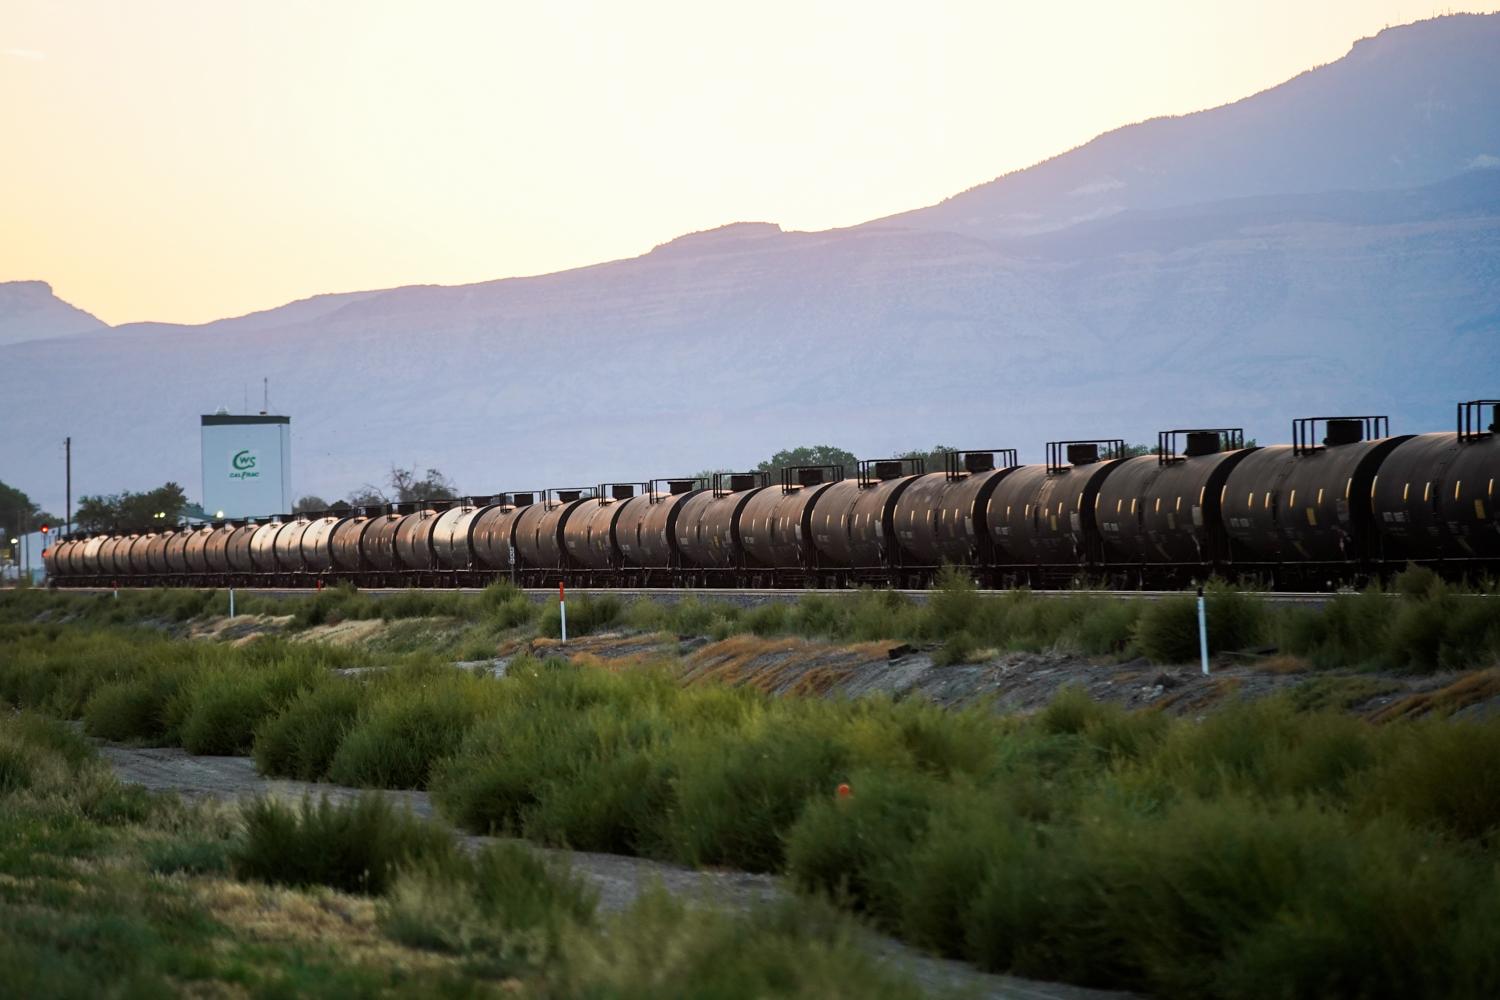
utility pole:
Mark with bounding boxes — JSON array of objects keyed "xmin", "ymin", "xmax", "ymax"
[{"xmin": 65, "ymin": 436, "xmax": 72, "ymax": 537}]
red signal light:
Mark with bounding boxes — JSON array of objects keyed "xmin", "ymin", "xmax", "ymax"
[{"xmin": 39, "ymin": 524, "xmax": 49, "ymax": 535}]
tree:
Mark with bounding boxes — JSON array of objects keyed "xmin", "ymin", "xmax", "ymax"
[
  {"xmin": 755, "ymin": 445, "xmax": 858, "ymax": 478},
  {"xmin": 293, "ymin": 495, "xmax": 329, "ymax": 514},
  {"xmin": 390, "ymin": 466, "xmax": 458, "ymax": 503},
  {"xmin": 0, "ymin": 480, "xmax": 51, "ymax": 534},
  {"xmin": 345, "ymin": 485, "xmax": 387, "ymax": 507},
  {"xmin": 74, "ymin": 483, "xmax": 189, "ymax": 533},
  {"xmin": 346, "ymin": 466, "xmax": 458, "ymax": 508},
  {"xmin": 896, "ymin": 444, "xmax": 958, "ymax": 474}
]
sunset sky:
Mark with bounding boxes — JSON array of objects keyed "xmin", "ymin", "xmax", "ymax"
[{"xmin": 3, "ymin": 1, "xmax": 1495, "ymax": 326}]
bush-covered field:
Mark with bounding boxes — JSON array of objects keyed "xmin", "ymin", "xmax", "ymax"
[
  {"xmin": 4, "ymin": 593, "xmax": 1500, "ymax": 997},
  {"xmin": 8, "ymin": 564, "xmax": 1500, "ymax": 670},
  {"xmin": 0, "ymin": 711, "xmax": 927, "ymax": 998}
]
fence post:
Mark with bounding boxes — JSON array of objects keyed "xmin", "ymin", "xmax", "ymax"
[{"xmin": 1197, "ymin": 586, "xmax": 1210, "ymax": 676}]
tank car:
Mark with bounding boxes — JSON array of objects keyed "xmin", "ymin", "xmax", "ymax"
[
  {"xmin": 393, "ymin": 504, "xmax": 442, "ymax": 580},
  {"xmin": 674, "ymin": 473, "xmax": 769, "ymax": 584},
  {"xmin": 1095, "ymin": 430, "xmax": 1254, "ymax": 584},
  {"xmin": 429, "ymin": 498, "xmax": 485, "ymax": 580},
  {"xmin": 986, "ymin": 440, "xmax": 1127, "ymax": 585},
  {"xmin": 892, "ymin": 451, "xmax": 1018, "ymax": 585},
  {"xmin": 801, "ymin": 459, "xmax": 926, "ymax": 584},
  {"xmin": 562, "ymin": 485, "xmax": 638, "ymax": 582},
  {"xmin": 738, "ymin": 466, "xmax": 845, "ymax": 586},
  {"xmin": 329, "ymin": 509, "xmax": 375, "ymax": 577},
  {"xmin": 469, "ymin": 494, "xmax": 530, "ymax": 580},
  {"xmin": 514, "ymin": 489, "xmax": 596, "ymax": 583},
  {"xmin": 1221, "ymin": 417, "xmax": 1410, "ymax": 586},
  {"xmin": 1371, "ymin": 400, "xmax": 1500, "ymax": 568},
  {"xmin": 612, "ymin": 480, "xmax": 701, "ymax": 585}
]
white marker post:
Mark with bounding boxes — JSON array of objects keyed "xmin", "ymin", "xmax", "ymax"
[
  {"xmin": 559, "ymin": 581, "xmax": 568, "ymax": 643},
  {"xmin": 229, "ymin": 587, "xmax": 236, "ymax": 618},
  {"xmin": 1196, "ymin": 586, "xmax": 1210, "ymax": 676}
]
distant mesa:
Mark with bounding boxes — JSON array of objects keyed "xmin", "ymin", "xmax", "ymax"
[
  {"xmin": 0, "ymin": 279, "xmax": 109, "ymax": 347},
  {"xmin": 650, "ymin": 222, "xmax": 786, "ymax": 256}
]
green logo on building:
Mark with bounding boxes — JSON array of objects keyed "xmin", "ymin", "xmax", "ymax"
[{"xmin": 230, "ymin": 449, "xmax": 260, "ymax": 479}]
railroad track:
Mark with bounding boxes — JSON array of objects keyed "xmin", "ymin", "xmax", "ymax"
[{"xmin": 39, "ymin": 586, "xmax": 1385, "ymax": 608}]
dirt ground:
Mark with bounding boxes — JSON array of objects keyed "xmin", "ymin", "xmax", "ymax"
[{"xmin": 99, "ymin": 742, "xmax": 1125, "ymax": 1000}]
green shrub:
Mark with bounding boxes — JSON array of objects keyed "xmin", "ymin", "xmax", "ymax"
[
  {"xmin": 1087, "ymin": 795, "xmax": 1480, "ymax": 998},
  {"xmin": 666, "ymin": 717, "xmax": 847, "ymax": 872},
  {"xmin": 178, "ymin": 659, "xmax": 323, "ymax": 755},
  {"xmin": 742, "ymin": 602, "xmax": 791, "ymax": 637},
  {"xmin": 784, "ymin": 769, "xmax": 939, "ymax": 919},
  {"xmin": 893, "ymin": 795, "xmax": 1021, "ymax": 958},
  {"xmin": 1204, "ymin": 584, "xmax": 1267, "ymax": 651},
  {"xmin": 554, "ymin": 891, "xmax": 924, "ymax": 1000},
  {"xmin": 1385, "ymin": 596, "xmax": 1451, "ymax": 673},
  {"xmin": 81, "ymin": 662, "xmax": 195, "ymax": 744},
  {"xmin": 328, "ymin": 673, "xmax": 499, "ymax": 788},
  {"xmin": 1310, "ymin": 588, "xmax": 1393, "ymax": 667},
  {"xmin": 1436, "ymin": 598, "xmax": 1500, "ymax": 671},
  {"xmin": 433, "ymin": 670, "xmax": 680, "ymax": 850},
  {"xmin": 1131, "ymin": 698, "xmax": 1378, "ymax": 803},
  {"xmin": 146, "ymin": 838, "xmax": 231, "ymax": 876},
  {"xmin": 491, "ymin": 593, "xmax": 538, "ymax": 630},
  {"xmin": 1363, "ymin": 720, "xmax": 1500, "ymax": 844},
  {"xmin": 1132, "ymin": 596, "xmax": 1200, "ymax": 663},
  {"xmin": 519, "ymin": 721, "xmax": 676, "ymax": 856},
  {"xmin": 1393, "ymin": 564, "xmax": 1442, "ymax": 599},
  {"xmin": 1071, "ymin": 599, "xmax": 1140, "ymax": 655},
  {"xmin": 291, "ymin": 583, "xmax": 377, "ymax": 627},
  {"xmin": 927, "ymin": 566, "xmax": 981, "ymax": 637},
  {"xmin": 5, "ymin": 712, "xmax": 94, "ymax": 769},
  {"xmin": 0, "ymin": 742, "xmax": 38, "ymax": 795},
  {"xmin": 230, "ymin": 794, "xmax": 455, "ymax": 895},
  {"xmin": 380, "ymin": 842, "xmax": 596, "ymax": 973},
  {"xmin": 931, "ymin": 631, "xmax": 978, "ymax": 666},
  {"xmin": 538, "ymin": 593, "xmax": 623, "ymax": 638},
  {"xmin": 253, "ymin": 680, "xmax": 367, "ymax": 780}
]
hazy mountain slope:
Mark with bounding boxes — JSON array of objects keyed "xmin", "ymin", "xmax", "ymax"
[
  {"xmin": 4, "ymin": 175, "xmax": 1496, "ymax": 514},
  {"xmin": 0, "ymin": 281, "xmax": 108, "ymax": 346},
  {"xmin": 871, "ymin": 14, "xmax": 1500, "ymax": 239}
]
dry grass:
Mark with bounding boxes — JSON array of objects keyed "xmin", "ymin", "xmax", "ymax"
[
  {"xmin": 786, "ymin": 667, "xmax": 856, "ymax": 697},
  {"xmin": 289, "ymin": 619, "xmax": 388, "ymax": 646},
  {"xmin": 1259, "ymin": 653, "xmax": 1313, "ymax": 674},
  {"xmin": 1371, "ymin": 669, "xmax": 1500, "ymax": 723},
  {"xmin": 682, "ymin": 635, "xmax": 810, "ymax": 689},
  {"xmin": 191, "ymin": 878, "xmax": 467, "ymax": 976}
]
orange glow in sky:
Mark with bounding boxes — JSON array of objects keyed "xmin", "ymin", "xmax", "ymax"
[{"xmin": 2, "ymin": 0, "xmax": 1494, "ymax": 325}]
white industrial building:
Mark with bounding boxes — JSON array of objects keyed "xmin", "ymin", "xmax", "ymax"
[{"xmin": 200, "ymin": 411, "xmax": 291, "ymax": 518}]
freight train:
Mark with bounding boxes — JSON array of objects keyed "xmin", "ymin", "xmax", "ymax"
[{"xmin": 41, "ymin": 401, "xmax": 1500, "ymax": 592}]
